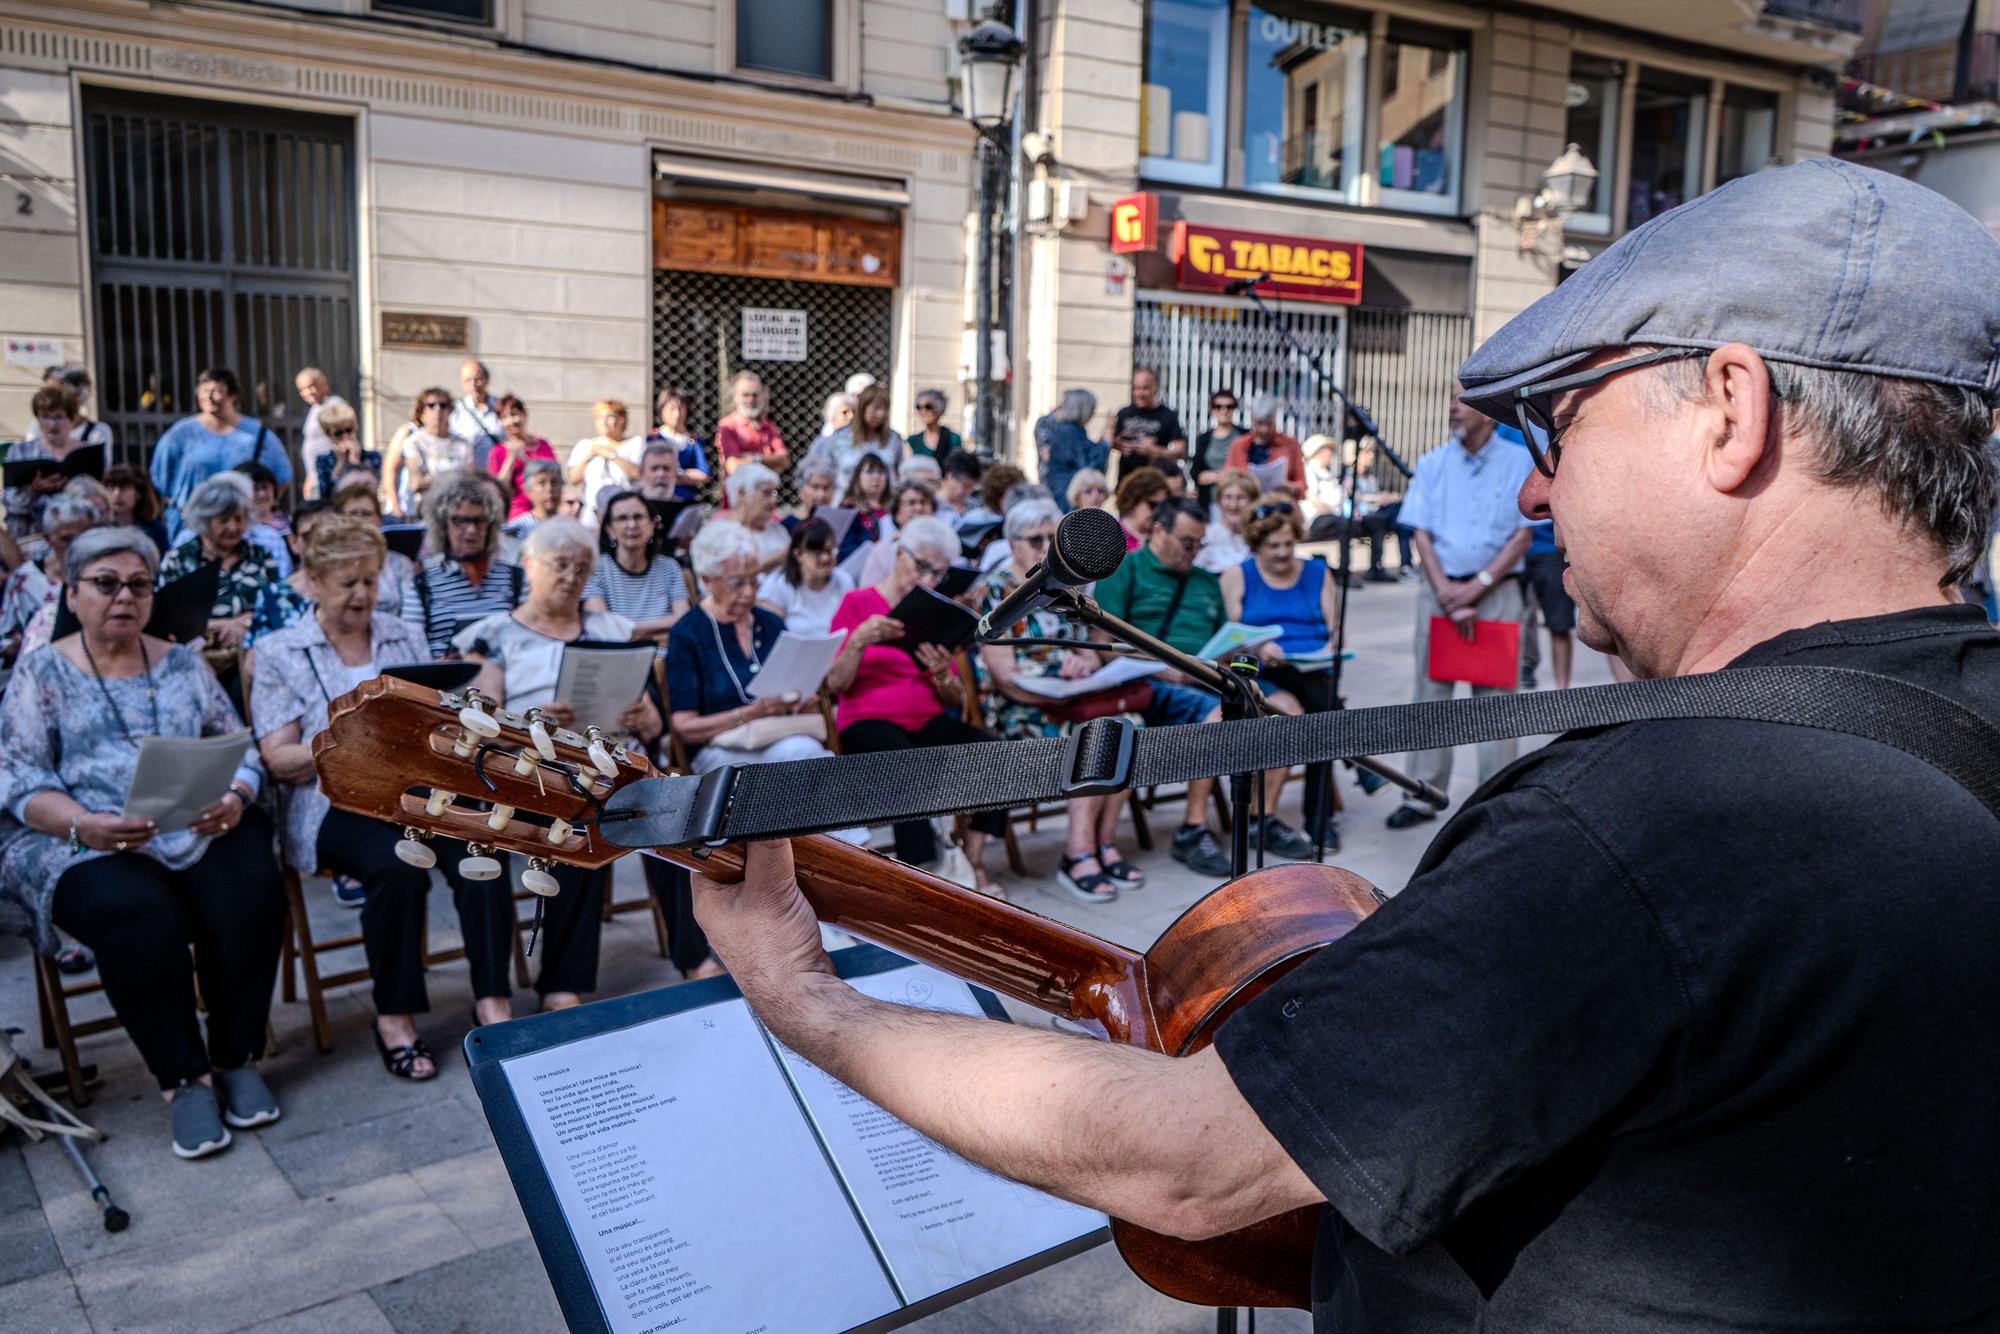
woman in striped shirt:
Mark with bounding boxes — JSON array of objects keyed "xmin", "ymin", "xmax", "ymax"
[{"xmin": 582, "ymin": 489, "xmax": 688, "ymax": 646}]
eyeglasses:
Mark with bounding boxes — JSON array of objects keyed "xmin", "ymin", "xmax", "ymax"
[
  {"xmin": 81, "ymin": 575, "xmax": 154, "ymax": 599},
  {"xmin": 904, "ymin": 551, "xmax": 948, "ymax": 581},
  {"xmin": 709, "ymin": 573, "xmax": 759, "ymax": 590},
  {"xmin": 328, "ymin": 426, "xmax": 357, "ymax": 438},
  {"xmin": 1251, "ymin": 501, "xmax": 1295, "ymax": 520},
  {"xmin": 448, "ymin": 515, "xmax": 489, "ymax": 530},
  {"xmin": 540, "ymin": 557, "xmax": 593, "ymax": 576},
  {"xmin": 421, "ymin": 400, "xmax": 452, "ymax": 411},
  {"xmin": 1211, "ymin": 400, "xmax": 1238, "ymax": 412},
  {"xmin": 1015, "ymin": 532, "xmax": 1052, "ymax": 550},
  {"xmin": 1511, "ymin": 348, "xmax": 1701, "ymax": 479}
]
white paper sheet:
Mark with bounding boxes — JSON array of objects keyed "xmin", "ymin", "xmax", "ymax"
[
  {"xmin": 774, "ymin": 967, "xmax": 1107, "ymax": 1304},
  {"xmin": 836, "ymin": 540, "xmax": 876, "ymax": 585},
  {"xmin": 814, "ymin": 506, "xmax": 858, "ymax": 551},
  {"xmin": 1006, "ymin": 655, "xmax": 1165, "ymax": 700},
  {"xmin": 555, "ymin": 643, "xmax": 658, "ymax": 734},
  {"xmin": 1195, "ymin": 621, "xmax": 1284, "ymax": 661},
  {"xmin": 502, "ymin": 999, "xmax": 898, "ymax": 1334},
  {"xmin": 746, "ymin": 632, "xmax": 844, "ymax": 701},
  {"xmin": 1249, "ymin": 458, "xmax": 1290, "ymax": 493},
  {"xmin": 121, "ymin": 728, "xmax": 252, "ymax": 832}
]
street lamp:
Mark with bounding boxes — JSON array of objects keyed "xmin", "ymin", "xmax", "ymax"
[
  {"xmin": 958, "ymin": 12, "xmax": 1023, "ymax": 460},
  {"xmin": 1513, "ymin": 143, "xmax": 1599, "ymax": 250}
]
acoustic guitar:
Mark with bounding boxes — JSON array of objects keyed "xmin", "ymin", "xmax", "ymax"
[{"xmin": 312, "ymin": 675, "xmax": 1381, "ymax": 1310}]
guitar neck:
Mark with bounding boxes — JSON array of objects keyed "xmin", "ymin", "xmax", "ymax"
[{"xmin": 671, "ymin": 835, "xmax": 1156, "ymax": 1047}]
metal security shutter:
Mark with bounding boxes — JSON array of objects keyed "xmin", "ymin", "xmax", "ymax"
[
  {"xmin": 652, "ymin": 269, "xmax": 893, "ymax": 500},
  {"xmin": 83, "ymin": 88, "xmax": 357, "ymax": 472},
  {"xmin": 1135, "ymin": 294, "xmax": 1469, "ymax": 482}
]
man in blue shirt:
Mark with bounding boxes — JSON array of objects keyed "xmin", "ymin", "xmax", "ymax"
[{"xmin": 1385, "ymin": 386, "xmax": 1535, "ymax": 829}]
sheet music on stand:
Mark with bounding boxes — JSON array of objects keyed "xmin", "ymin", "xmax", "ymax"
[{"xmin": 467, "ymin": 946, "xmax": 1106, "ymax": 1334}]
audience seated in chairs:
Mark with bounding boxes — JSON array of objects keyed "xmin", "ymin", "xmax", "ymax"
[
  {"xmin": 251, "ymin": 517, "xmax": 517, "ymax": 1078},
  {"xmin": 583, "ymin": 488, "xmax": 688, "ymax": 646},
  {"xmin": 1219, "ymin": 503, "xmax": 1344, "ymax": 849},
  {"xmin": 0, "ymin": 526, "xmax": 286, "ymax": 1160},
  {"xmin": 827, "ymin": 515, "xmax": 1009, "ymax": 893},
  {"xmin": 757, "ymin": 517, "xmax": 851, "ymax": 636},
  {"xmin": 976, "ymin": 497, "xmax": 1140, "ymax": 904},
  {"xmin": 405, "ymin": 471, "xmax": 523, "ymax": 659},
  {"xmin": 457, "ymin": 517, "xmax": 661, "ymax": 1011}
]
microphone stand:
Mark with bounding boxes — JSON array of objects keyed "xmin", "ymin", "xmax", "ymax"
[{"xmin": 1238, "ymin": 279, "xmax": 1418, "ymax": 848}]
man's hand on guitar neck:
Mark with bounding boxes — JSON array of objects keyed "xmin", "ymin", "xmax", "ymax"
[{"xmin": 690, "ymin": 841, "xmax": 1325, "ymax": 1242}]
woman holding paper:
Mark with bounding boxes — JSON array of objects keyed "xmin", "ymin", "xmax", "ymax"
[
  {"xmin": 0, "ymin": 526, "xmax": 286, "ymax": 1161},
  {"xmin": 976, "ymin": 499, "xmax": 1139, "ymax": 904},
  {"xmin": 253, "ymin": 517, "xmax": 517, "ymax": 1076},
  {"xmin": 1219, "ymin": 503, "xmax": 1343, "ymax": 848},
  {"xmin": 583, "ymin": 489, "xmax": 688, "ymax": 645},
  {"xmin": 458, "ymin": 518, "xmax": 659, "ymax": 1011},
  {"xmin": 827, "ymin": 516, "xmax": 1009, "ymax": 892}
]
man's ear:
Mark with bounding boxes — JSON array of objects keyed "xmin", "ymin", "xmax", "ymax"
[{"xmin": 1702, "ymin": 343, "xmax": 1774, "ymax": 495}]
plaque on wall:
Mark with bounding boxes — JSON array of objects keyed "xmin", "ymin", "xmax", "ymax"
[
  {"xmin": 382, "ymin": 312, "xmax": 471, "ymax": 351},
  {"xmin": 653, "ymin": 200, "xmax": 901, "ymax": 289}
]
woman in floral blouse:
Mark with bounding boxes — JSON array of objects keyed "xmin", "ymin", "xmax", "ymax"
[{"xmin": 158, "ymin": 473, "xmax": 281, "ymax": 704}]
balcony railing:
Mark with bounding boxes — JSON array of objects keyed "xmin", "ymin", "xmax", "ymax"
[{"xmin": 1761, "ymin": 0, "xmax": 1865, "ymax": 33}]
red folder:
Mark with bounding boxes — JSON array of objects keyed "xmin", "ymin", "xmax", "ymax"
[{"xmin": 1426, "ymin": 616, "xmax": 1521, "ymax": 688}]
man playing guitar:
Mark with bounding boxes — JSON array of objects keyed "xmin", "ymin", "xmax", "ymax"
[{"xmin": 688, "ymin": 160, "xmax": 2000, "ymax": 1330}]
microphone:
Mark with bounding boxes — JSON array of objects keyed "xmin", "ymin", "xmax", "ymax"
[
  {"xmin": 976, "ymin": 507, "xmax": 1128, "ymax": 641},
  {"xmin": 1223, "ymin": 273, "xmax": 1270, "ymax": 295}
]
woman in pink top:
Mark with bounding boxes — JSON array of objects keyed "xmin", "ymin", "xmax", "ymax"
[
  {"xmin": 825, "ymin": 514, "xmax": 1008, "ymax": 892},
  {"xmin": 485, "ymin": 395, "xmax": 557, "ymax": 518}
]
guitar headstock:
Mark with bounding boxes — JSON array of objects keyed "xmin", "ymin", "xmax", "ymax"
[{"xmin": 312, "ymin": 674, "xmax": 664, "ymax": 873}]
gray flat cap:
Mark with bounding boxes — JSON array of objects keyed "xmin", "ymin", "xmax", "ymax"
[{"xmin": 1457, "ymin": 158, "xmax": 2000, "ymax": 420}]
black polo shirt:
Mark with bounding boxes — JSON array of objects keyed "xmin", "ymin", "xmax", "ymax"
[{"xmin": 1216, "ymin": 604, "xmax": 2000, "ymax": 1332}]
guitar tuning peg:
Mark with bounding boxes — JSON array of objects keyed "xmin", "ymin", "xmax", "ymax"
[
  {"xmin": 487, "ymin": 803, "xmax": 515, "ymax": 832},
  {"xmin": 522, "ymin": 858, "xmax": 560, "ymax": 897},
  {"xmin": 394, "ymin": 827, "xmax": 436, "ymax": 869},
  {"xmin": 512, "ymin": 749, "xmax": 540, "ymax": 777},
  {"xmin": 458, "ymin": 691, "xmax": 501, "ymax": 740},
  {"xmin": 585, "ymin": 727, "xmax": 618, "ymax": 777},
  {"xmin": 458, "ymin": 843, "xmax": 502, "ymax": 881},
  {"xmin": 425, "ymin": 789, "xmax": 455, "ymax": 817},
  {"xmin": 525, "ymin": 708, "xmax": 557, "ymax": 761},
  {"xmin": 546, "ymin": 817, "xmax": 573, "ymax": 845}
]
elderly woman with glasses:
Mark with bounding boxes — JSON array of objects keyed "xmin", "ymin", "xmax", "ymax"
[
  {"xmin": 827, "ymin": 515, "xmax": 1009, "ymax": 891},
  {"xmin": 976, "ymin": 498, "xmax": 1140, "ymax": 904},
  {"xmin": 1037, "ymin": 388, "xmax": 1108, "ymax": 513},
  {"xmin": 716, "ymin": 462, "xmax": 789, "ymax": 570},
  {"xmin": 382, "ymin": 387, "xmax": 472, "ymax": 520},
  {"xmin": 159, "ymin": 473, "xmax": 282, "ymax": 668},
  {"xmin": 0, "ymin": 526, "xmax": 286, "ymax": 1160},
  {"xmin": 402, "ymin": 472, "xmax": 522, "ymax": 658},
  {"xmin": 457, "ymin": 518, "xmax": 659, "ymax": 1011},
  {"xmin": 584, "ymin": 488, "xmax": 689, "ymax": 645},
  {"xmin": 252, "ymin": 517, "xmax": 517, "ymax": 1076},
  {"xmin": 1197, "ymin": 468, "xmax": 1262, "ymax": 574},
  {"xmin": 1219, "ymin": 502, "xmax": 1344, "ymax": 848}
]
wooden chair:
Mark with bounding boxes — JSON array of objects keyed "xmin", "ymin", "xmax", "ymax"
[
  {"xmin": 34, "ymin": 953, "xmax": 117, "ymax": 1107},
  {"xmin": 279, "ymin": 864, "xmax": 508, "ymax": 1055}
]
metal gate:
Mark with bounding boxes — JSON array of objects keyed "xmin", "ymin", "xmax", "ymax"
[
  {"xmin": 652, "ymin": 268, "xmax": 893, "ymax": 500},
  {"xmin": 1135, "ymin": 294, "xmax": 1470, "ymax": 480},
  {"xmin": 82, "ymin": 88, "xmax": 357, "ymax": 471}
]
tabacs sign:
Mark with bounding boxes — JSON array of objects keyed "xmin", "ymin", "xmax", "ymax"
[{"xmin": 1169, "ymin": 221, "xmax": 1363, "ymax": 306}]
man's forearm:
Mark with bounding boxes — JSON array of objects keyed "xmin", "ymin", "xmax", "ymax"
[
  {"xmin": 1475, "ymin": 529, "xmax": 1534, "ymax": 602},
  {"xmin": 754, "ymin": 973, "xmax": 1319, "ymax": 1240}
]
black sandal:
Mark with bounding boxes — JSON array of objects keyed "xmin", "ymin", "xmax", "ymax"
[
  {"xmin": 1097, "ymin": 845, "xmax": 1145, "ymax": 887},
  {"xmin": 374, "ymin": 1028, "xmax": 438, "ymax": 1081},
  {"xmin": 1057, "ymin": 854, "xmax": 1118, "ymax": 905}
]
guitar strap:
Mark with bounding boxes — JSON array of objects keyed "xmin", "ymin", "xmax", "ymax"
[{"xmin": 604, "ymin": 666, "xmax": 2000, "ymax": 847}]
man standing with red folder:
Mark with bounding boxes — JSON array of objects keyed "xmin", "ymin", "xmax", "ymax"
[{"xmin": 1383, "ymin": 387, "xmax": 1536, "ymax": 830}]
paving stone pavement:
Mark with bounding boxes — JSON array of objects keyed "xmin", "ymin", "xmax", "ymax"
[{"xmin": 0, "ymin": 572, "xmax": 1613, "ymax": 1332}]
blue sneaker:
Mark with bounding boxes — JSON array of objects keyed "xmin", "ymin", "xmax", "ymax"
[
  {"xmin": 169, "ymin": 1083, "xmax": 231, "ymax": 1160},
  {"xmin": 331, "ymin": 875, "xmax": 365, "ymax": 908}
]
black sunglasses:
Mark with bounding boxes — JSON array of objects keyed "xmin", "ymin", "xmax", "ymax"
[
  {"xmin": 1510, "ymin": 348, "xmax": 1701, "ymax": 478},
  {"xmin": 1250, "ymin": 501, "xmax": 1295, "ymax": 520}
]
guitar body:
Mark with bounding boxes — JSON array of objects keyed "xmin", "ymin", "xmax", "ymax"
[{"xmin": 311, "ymin": 678, "xmax": 1383, "ymax": 1312}]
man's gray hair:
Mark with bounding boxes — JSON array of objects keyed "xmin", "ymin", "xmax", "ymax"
[
  {"xmin": 1053, "ymin": 388, "xmax": 1096, "ymax": 426},
  {"xmin": 41, "ymin": 494, "xmax": 100, "ymax": 534},
  {"xmin": 423, "ymin": 470, "xmax": 502, "ymax": 559},
  {"xmin": 640, "ymin": 439, "xmax": 677, "ymax": 467},
  {"xmin": 723, "ymin": 461, "xmax": 778, "ymax": 508},
  {"xmin": 896, "ymin": 514, "xmax": 958, "ymax": 567},
  {"xmin": 66, "ymin": 525, "xmax": 159, "ymax": 584},
  {"xmin": 1644, "ymin": 351, "xmax": 2000, "ymax": 586},
  {"xmin": 521, "ymin": 516, "xmax": 596, "ymax": 566},
  {"xmin": 1004, "ymin": 496, "xmax": 1062, "ymax": 540},
  {"xmin": 689, "ymin": 516, "xmax": 764, "ymax": 577},
  {"xmin": 183, "ymin": 472, "xmax": 251, "ymax": 534},
  {"xmin": 796, "ymin": 455, "xmax": 839, "ymax": 489},
  {"xmin": 523, "ymin": 458, "xmax": 562, "ymax": 486},
  {"xmin": 1246, "ymin": 393, "xmax": 1283, "ymax": 424}
]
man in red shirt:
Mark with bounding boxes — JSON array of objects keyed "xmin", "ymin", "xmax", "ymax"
[
  {"xmin": 1225, "ymin": 394, "xmax": 1306, "ymax": 492},
  {"xmin": 714, "ymin": 371, "xmax": 789, "ymax": 475}
]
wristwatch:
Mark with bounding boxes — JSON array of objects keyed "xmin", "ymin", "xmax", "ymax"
[{"xmin": 1474, "ymin": 570, "xmax": 1495, "ymax": 589}]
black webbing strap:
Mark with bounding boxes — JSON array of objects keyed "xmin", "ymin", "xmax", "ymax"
[{"xmin": 600, "ymin": 667, "xmax": 2000, "ymax": 848}]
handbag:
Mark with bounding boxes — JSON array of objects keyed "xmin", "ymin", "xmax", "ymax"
[
  {"xmin": 1041, "ymin": 680, "xmax": 1155, "ymax": 725},
  {"xmin": 708, "ymin": 712, "xmax": 827, "ymax": 751}
]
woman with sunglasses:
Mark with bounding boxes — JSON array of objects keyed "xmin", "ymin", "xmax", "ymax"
[
  {"xmin": 1192, "ymin": 389, "xmax": 1241, "ymax": 505},
  {"xmin": 1196, "ymin": 468, "xmax": 1261, "ymax": 574},
  {"xmin": 305, "ymin": 403, "xmax": 377, "ymax": 504},
  {"xmin": 827, "ymin": 515, "xmax": 1009, "ymax": 892},
  {"xmin": 0, "ymin": 526, "xmax": 287, "ymax": 1159},
  {"xmin": 1219, "ymin": 503, "xmax": 1344, "ymax": 848},
  {"xmin": 381, "ymin": 388, "xmax": 471, "ymax": 519}
]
